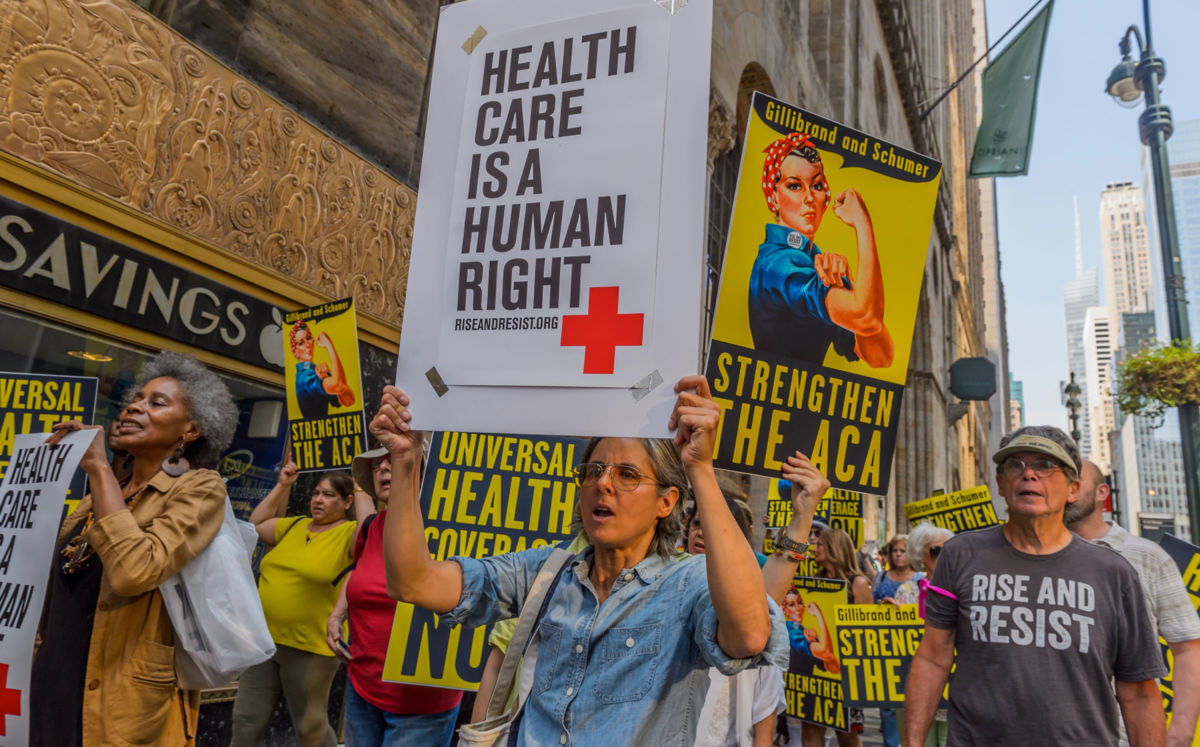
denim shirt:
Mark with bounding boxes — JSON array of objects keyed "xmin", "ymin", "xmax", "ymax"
[{"xmin": 444, "ymin": 545, "xmax": 789, "ymax": 746}]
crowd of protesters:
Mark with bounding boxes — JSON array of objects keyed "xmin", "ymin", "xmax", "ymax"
[{"xmin": 25, "ymin": 353, "xmax": 1200, "ymax": 746}]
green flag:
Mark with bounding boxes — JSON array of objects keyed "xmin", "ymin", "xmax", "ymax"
[{"xmin": 969, "ymin": 0, "xmax": 1054, "ymax": 177}]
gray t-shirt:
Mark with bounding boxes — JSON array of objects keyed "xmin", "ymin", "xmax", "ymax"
[{"xmin": 925, "ymin": 525, "xmax": 1166, "ymax": 746}]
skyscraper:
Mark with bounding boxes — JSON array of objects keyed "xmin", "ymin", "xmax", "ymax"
[
  {"xmin": 1064, "ymin": 197, "xmax": 1100, "ymax": 460},
  {"xmin": 1083, "ymin": 307, "xmax": 1114, "ymax": 471},
  {"xmin": 1166, "ymin": 118, "xmax": 1200, "ymax": 339},
  {"xmin": 1100, "ymin": 182, "xmax": 1155, "ymax": 316}
]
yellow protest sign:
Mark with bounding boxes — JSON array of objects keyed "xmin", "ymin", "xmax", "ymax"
[
  {"xmin": 835, "ymin": 604, "xmax": 924, "ymax": 707},
  {"xmin": 783, "ymin": 576, "xmax": 851, "ymax": 730},
  {"xmin": 905, "ymin": 485, "xmax": 1000, "ymax": 533},
  {"xmin": 283, "ymin": 298, "xmax": 366, "ymax": 472},
  {"xmin": 382, "ymin": 432, "xmax": 584, "ymax": 689},
  {"xmin": 0, "ymin": 372, "xmax": 97, "ymax": 516},
  {"xmin": 704, "ymin": 93, "xmax": 940, "ymax": 492}
]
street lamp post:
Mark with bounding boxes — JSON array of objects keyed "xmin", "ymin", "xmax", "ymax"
[
  {"xmin": 1064, "ymin": 372, "xmax": 1082, "ymax": 445},
  {"xmin": 1106, "ymin": 0, "xmax": 1200, "ymax": 543}
]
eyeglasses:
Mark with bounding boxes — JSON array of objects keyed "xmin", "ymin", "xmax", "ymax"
[
  {"xmin": 574, "ymin": 462, "xmax": 663, "ymax": 492},
  {"xmin": 929, "ymin": 545, "xmax": 944, "ymax": 559},
  {"xmin": 890, "ymin": 548, "xmax": 907, "ymax": 555},
  {"xmin": 371, "ymin": 459, "xmax": 391, "ymax": 473},
  {"xmin": 999, "ymin": 457, "xmax": 1064, "ymax": 478}
]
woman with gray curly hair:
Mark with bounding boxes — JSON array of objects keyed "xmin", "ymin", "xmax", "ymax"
[
  {"xmin": 906, "ymin": 522, "xmax": 954, "ymax": 575},
  {"xmin": 32, "ymin": 351, "xmax": 238, "ymax": 746},
  {"xmin": 373, "ymin": 375, "xmax": 792, "ymax": 745}
]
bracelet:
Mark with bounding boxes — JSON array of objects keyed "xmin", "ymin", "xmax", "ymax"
[{"xmin": 773, "ymin": 532, "xmax": 810, "ymax": 560}]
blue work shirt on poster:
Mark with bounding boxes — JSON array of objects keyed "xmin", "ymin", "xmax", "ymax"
[
  {"xmin": 444, "ymin": 545, "xmax": 789, "ymax": 746},
  {"xmin": 295, "ymin": 361, "xmax": 338, "ymax": 419},
  {"xmin": 748, "ymin": 223, "xmax": 858, "ymax": 364}
]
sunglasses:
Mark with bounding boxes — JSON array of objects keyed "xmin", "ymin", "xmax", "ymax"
[{"xmin": 929, "ymin": 545, "xmax": 944, "ymax": 559}]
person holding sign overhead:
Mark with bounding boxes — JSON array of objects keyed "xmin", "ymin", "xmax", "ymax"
[
  {"xmin": 749, "ymin": 133, "xmax": 893, "ymax": 368},
  {"xmin": 31, "ymin": 352, "xmax": 238, "ymax": 746},
  {"xmin": 373, "ymin": 376, "xmax": 791, "ymax": 745}
]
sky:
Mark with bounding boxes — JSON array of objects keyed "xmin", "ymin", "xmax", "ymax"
[{"xmin": 984, "ymin": 0, "xmax": 1200, "ymax": 431}]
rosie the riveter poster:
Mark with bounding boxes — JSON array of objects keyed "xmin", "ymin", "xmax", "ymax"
[{"xmin": 705, "ymin": 92, "xmax": 940, "ymax": 493}]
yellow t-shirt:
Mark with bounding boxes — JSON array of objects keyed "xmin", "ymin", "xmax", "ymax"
[{"xmin": 258, "ymin": 516, "xmax": 357, "ymax": 656}]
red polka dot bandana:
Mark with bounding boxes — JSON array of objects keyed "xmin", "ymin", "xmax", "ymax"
[{"xmin": 761, "ymin": 133, "xmax": 817, "ymax": 206}]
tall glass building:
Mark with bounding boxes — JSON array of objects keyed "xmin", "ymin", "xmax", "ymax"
[{"xmin": 1167, "ymin": 118, "xmax": 1200, "ymax": 339}]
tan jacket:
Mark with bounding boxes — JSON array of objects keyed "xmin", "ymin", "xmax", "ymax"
[{"xmin": 56, "ymin": 468, "xmax": 225, "ymax": 746}]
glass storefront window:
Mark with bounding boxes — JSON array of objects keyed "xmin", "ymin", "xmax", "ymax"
[{"xmin": 0, "ymin": 306, "xmax": 289, "ymax": 515}]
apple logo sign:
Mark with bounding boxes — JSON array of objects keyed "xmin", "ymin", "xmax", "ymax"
[{"xmin": 259, "ymin": 307, "xmax": 285, "ymax": 369}]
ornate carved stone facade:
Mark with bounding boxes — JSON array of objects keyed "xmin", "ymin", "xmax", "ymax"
[{"xmin": 0, "ymin": 0, "xmax": 413, "ymax": 326}]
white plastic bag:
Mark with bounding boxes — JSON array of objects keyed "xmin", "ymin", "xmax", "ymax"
[{"xmin": 160, "ymin": 497, "xmax": 275, "ymax": 689}]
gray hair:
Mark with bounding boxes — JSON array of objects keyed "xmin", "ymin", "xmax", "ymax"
[
  {"xmin": 572, "ymin": 437, "xmax": 688, "ymax": 559},
  {"xmin": 125, "ymin": 352, "xmax": 238, "ymax": 465},
  {"xmin": 907, "ymin": 522, "xmax": 954, "ymax": 572},
  {"xmin": 996, "ymin": 425, "xmax": 1081, "ymax": 481}
]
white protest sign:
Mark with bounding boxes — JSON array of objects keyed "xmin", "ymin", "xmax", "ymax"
[
  {"xmin": 396, "ymin": 0, "xmax": 711, "ymax": 436},
  {"xmin": 0, "ymin": 430, "xmax": 90, "ymax": 745}
]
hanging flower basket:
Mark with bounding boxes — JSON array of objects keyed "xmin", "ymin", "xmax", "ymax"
[{"xmin": 1114, "ymin": 340, "xmax": 1200, "ymax": 423}]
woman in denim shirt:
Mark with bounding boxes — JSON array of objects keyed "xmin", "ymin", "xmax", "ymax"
[{"xmin": 371, "ymin": 376, "xmax": 792, "ymax": 745}]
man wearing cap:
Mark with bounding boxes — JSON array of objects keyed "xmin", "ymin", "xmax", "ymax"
[
  {"xmin": 903, "ymin": 426, "xmax": 1167, "ymax": 746},
  {"xmin": 1066, "ymin": 459, "xmax": 1200, "ymax": 746}
]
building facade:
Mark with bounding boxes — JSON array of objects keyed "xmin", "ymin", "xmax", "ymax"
[
  {"xmin": 1082, "ymin": 305, "xmax": 1113, "ymax": 472},
  {"xmin": 1166, "ymin": 118, "xmax": 1200, "ymax": 343}
]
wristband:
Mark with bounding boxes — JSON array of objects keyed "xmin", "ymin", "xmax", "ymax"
[{"xmin": 773, "ymin": 532, "xmax": 810, "ymax": 560}]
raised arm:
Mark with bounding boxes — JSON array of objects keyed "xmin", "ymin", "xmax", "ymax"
[
  {"xmin": 375, "ymin": 386, "xmax": 464, "ymax": 611},
  {"xmin": 316, "ymin": 331, "xmax": 356, "ymax": 407},
  {"xmin": 672, "ymin": 375, "xmax": 771, "ymax": 659},
  {"xmin": 824, "ymin": 189, "xmax": 893, "ymax": 367},
  {"xmin": 351, "ymin": 482, "xmax": 377, "ymax": 522},
  {"xmin": 250, "ymin": 458, "xmax": 298, "ymax": 544},
  {"xmin": 763, "ymin": 452, "xmax": 826, "ymax": 603},
  {"xmin": 903, "ymin": 625, "xmax": 955, "ymax": 747}
]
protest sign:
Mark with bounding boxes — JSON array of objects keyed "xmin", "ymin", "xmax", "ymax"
[
  {"xmin": 0, "ymin": 429, "xmax": 90, "ymax": 743},
  {"xmin": 905, "ymin": 485, "xmax": 1000, "ymax": 533},
  {"xmin": 395, "ymin": 0, "xmax": 712, "ymax": 438},
  {"xmin": 783, "ymin": 576, "xmax": 852, "ymax": 730},
  {"xmin": 765, "ymin": 482, "xmax": 864, "ymax": 576},
  {"xmin": 704, "ymin": 92, "xmax": 940, "ymax": 492},
  {"xmin": 0, "ymin": 373, "xmax": 97, "ymax": 517},
  {"xmin": 382, "ymin": 432, "xmax": 584, "ymax": 689},
  {"xmin": 283, "ymin": 298, "xmax": 366, "ymax": 472},
  {"xmin": 1158, "ymin": 534, "xmax": 1200, "ymax": 740},
  {"xmin": 835, "ymin": 604, "xmax": 924, "ymax": 707}
]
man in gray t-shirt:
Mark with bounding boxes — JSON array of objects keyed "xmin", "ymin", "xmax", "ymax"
[{"xmin": 903, "ymin": 427, "xmax": 1167, "ymax": 746}]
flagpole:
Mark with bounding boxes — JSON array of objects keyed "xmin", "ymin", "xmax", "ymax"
[{"xmin": 918, "ymin": 0, "xmax": 1047, "ymax": 122}]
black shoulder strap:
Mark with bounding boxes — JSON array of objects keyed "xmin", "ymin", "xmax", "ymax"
[{"xmin": 331, "ymin": 513, "xmax": 378, "ymax": 587}]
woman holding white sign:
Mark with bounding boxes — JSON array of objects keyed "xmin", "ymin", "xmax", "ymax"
[
  {"xmin": 31, "ymin": 352, "xmax": 238, "ymax": 746},
  {"xmin": 372, "ymin": 376, "xmax": 792, "ymax": 745}
]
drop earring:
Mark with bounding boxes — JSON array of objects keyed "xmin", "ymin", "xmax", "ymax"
[{"xmin": 162, "ymin": 445, "xmax": 190, "ymax": 477}]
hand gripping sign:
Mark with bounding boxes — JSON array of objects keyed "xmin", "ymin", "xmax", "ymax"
[{"xmin": 395, "ymin": 0, "xmax": 712, "ymax": 438}]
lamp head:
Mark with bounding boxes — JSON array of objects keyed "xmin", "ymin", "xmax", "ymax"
[{"xmin": 1106, "ymin": 56, "xmax": 1141, "ymax": 107}]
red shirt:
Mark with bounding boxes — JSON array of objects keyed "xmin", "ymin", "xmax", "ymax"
[{"xmin": 346, "ymin": 511, "xmax": 464, "ymax": 713}]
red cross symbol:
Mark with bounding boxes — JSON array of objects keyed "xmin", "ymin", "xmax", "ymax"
[
  {"xmin": 560, "ymin": 286, "xmax": 644, "ymax": 374},
  {"xmin": 0, "ymin": 663, "xmax": 21, "ymax": 736}
]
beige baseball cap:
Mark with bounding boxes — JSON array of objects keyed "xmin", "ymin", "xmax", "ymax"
[{"xmin": 992, "ymin": 433, "xmax": 1079, "ymax": 474}]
